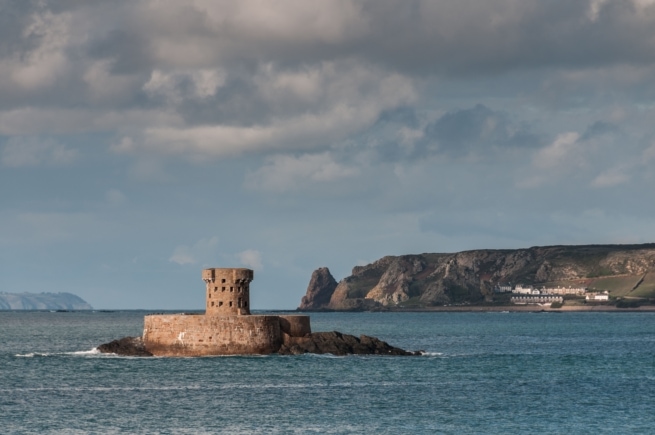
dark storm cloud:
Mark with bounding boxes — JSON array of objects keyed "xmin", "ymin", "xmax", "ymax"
[
  {"xmin": 358, "ymin": 0, "xmax": 655, "ymax": 76},
  {"xmin": 24, "ymin": 0, "xmax": 655, "ymax": 83}
]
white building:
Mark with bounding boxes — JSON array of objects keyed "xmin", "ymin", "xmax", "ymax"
[
  {"xmin": 543, "ymin": 286, "xmax": 586, "ymax": 295},
  {"xmin": 513, "ymin": 285, "xmax": 534, "ymax": 295},
  {"xmin": 494, "ymin": 285, "xmax": 512, "ymax": 293},
  {"xmin": 585, "ymin": 292, "xmax": 609, "ymax": 301},
  {"xmin": 511, "ymin": 295, "xmax": 563, "ymax": 304}
]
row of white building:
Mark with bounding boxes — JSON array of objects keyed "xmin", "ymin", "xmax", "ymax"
[
  {"xmin": 495, "ymin": 284, "xmax": 610, "ymax": 304},
  {"xmin": 510, "ymin": 293, "xmax": 609, "ymax": 304},
  {"xmin": 495, "ymin": 284, "xmax": 587, "ymax": 295}
]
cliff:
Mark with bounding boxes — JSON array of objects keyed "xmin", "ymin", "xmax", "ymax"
[
  {"xmin": 299, "ymin": 244, "xmax": 655, "ymax": 310},
  {"xmin": 0, "ymin": 292, "xmax": 93, "ymax": 310}
]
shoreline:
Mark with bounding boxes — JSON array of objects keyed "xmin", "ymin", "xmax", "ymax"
[
  {"xmin": 391, "ymin": 305, "xmax": 655, "ymax": 313},
  {"xmin": 299, "ymin": 305, "xmax": 655, "ymax": 313}
]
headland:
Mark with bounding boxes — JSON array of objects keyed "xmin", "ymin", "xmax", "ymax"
[{"xmin": 299, "ymin": 244, "xmax": 655, "ymax": 312}]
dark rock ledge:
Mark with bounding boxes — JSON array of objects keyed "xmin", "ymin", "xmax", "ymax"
[
  {"xmin": 279, "ymin": 331, "xmax": 421, "ymax": 356},
  {"xmin": 97, "ymin": 336, "xmax": 153, "ymax": 357},
  {"xmin": 97, "ymin": 332, "xmax": 421, "ymax": 357}
]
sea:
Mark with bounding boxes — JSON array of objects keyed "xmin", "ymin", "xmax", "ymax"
[{"xmin": 1, "ymin": 310, "xmax": 654, "ymax": 434}]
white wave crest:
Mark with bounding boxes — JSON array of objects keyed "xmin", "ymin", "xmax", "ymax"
[
  {"xmin": 15, "ymin": 348, "xmax": 102, "ymax": 358},
  {"xmin": 420, "ymin": 351, "xmax": 444, "ymax": 357},
  {"xmin": 69, "ymin": 348, "xmax": 101, "ymax": 356}
]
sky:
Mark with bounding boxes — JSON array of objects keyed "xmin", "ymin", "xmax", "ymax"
[{"xmin": 2, "ymin": 0, "xmax": 655, "ymax": 309}]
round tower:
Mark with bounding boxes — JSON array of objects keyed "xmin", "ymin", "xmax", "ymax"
[{"xmin": 202, "ymin": 268, "xmax": 253, "ymax": 316}]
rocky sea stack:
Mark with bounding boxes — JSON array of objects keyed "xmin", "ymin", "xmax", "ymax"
[{"xmin": 298, "ymin": 267, "xmax": 338, "ymax": 311}]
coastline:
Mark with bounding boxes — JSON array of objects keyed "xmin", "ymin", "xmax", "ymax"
[
  {"xmin": 298, "ymin": 305, "xmax": 655, "ymax": 313},
  {"xmin": 388, "ymin": 305, "xmax": 655, "ymax": 313}
]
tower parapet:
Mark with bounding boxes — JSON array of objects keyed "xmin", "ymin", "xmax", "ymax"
[{"xmin": 203, "ymin": 268, "xmax": 253, "ymax": 315}]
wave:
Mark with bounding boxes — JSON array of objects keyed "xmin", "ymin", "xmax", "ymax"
[
  {"xmin": 15, "ymin": 348, "xmax": 101, "ymax": 358},
  {"xmin": 420, "ymin": 351, "xmax": 444, "ymax": 356}
]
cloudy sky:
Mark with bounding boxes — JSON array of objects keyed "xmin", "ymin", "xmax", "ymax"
[{"xmin": 2, "ymin": 0, "xmax": 655, "ymax": 309}]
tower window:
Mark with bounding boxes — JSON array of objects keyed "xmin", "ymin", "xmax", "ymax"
[
  {"xmin": 211, "ymin": 301, "xmax": 214, "ymax": 306},
  {"xmin": 229, "ymin": 301, "xmax": 233, "ymax": 307},
  {"xmin": 244, "ymin": 301, "xmax": 248, "ymax": 307},
  {"xmin": 221, "ymin": 278, "xmax": 226, "ymax": 283},
  {"xmin": 219, "ymin": 301, "xmax": 223, "ymax": 307},
  {"xmin": 222, "ymin": 287, "xmax": 226, "ymax": 291},
  {"xmin": 230, "ymin": 287, "xmax": 234, "ymax": 292}
]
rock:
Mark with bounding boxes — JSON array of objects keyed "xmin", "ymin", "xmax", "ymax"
[
  {"xmin": 98, "ymin": 331, "xmax": 418, "ymax": 357},
  {"xmin": 278, "ymin": 331, "xmax": 421, "ymax": 356},
  {"xmin": 298, "ymin": 267, "xmax": 338, "ymax": 310},
  {"xmin": 303, "ymin": 244, "xmax": 655, "ymax": 310},
  {"xmin": 97, "ymin": 336, "xmax": 153, "ymax": 357}
]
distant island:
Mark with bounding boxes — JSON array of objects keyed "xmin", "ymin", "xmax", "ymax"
[
  {"xmin": 0, "ymin": 292, "xmax": 93, "ymax": 310},
  {"xmin": 299, "ymin": 244, "xmax": 655, "ymax": 311}
]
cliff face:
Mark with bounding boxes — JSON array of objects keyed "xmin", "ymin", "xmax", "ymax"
[
  {"xmin": 298, "ymin": 267, "xmax": 338, "ymax": 310},
  {"xmin": 298, "ymin": 244, "xmax": 655, "ymax": 310}
]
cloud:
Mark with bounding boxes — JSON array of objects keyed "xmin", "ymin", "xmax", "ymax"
[
  {"xmin": 422, "ymin": 104, "xmax": 540, "ymax": 156},
  {"xmin": 142, "ymin": 68, "xmax": 227, "ymax": 103},
  {"xmin": 245, "ymin": 152, "xmax": 359, "ymax": 192},
  {"xmin": 138, "ymin": 62, "xmax": 416, "ymax": 158},
  {"xmin": 237, "ymin": 249, "xmax": 263, "ymax": 271},
  {"xmin": 1, "ymin": 136, "xmax": 78, "ymax": 167},
  {"xmin": 169, "ymin": 236, "xmax": 219, "ymax": 265},
  {"xmin": 533, "ymin": 132, "xmax": 581, "ymax": 169},
  {"xmin": 590, "ymin": 169, "xmax": 630, "ymax": 188}
]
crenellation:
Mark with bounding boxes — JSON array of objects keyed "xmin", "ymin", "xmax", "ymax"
[{"xmin": 143, "ymin": 267, "xmax": 311, "ymax": 356}]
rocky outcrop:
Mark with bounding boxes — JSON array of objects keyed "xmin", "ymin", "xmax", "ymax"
[
  {"xmin": 299, "ymin": 244, "xmax": 655, "ymax": 310},
  {"xmin": 97, "ymin": 332, "xmax": 419, "ymax": 357},
  {"xmin": 298, "ymin": 267, "xmax": 338, "ymax": 310},
  {"xmin": 279, "ymin": 331, "xmax": 421, "ymax": 356},
  {"xmin": 97, "ymin": 336, "xmax": 152, "ymax": 356}
]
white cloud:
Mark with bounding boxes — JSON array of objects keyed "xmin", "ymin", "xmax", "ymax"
[
  {"xmin": 140, "ymin": 62, "xmax": 416, "ymax": 158},
  {"xmin": 169, "ymin": 236, "xmax": 219, "ymax": 265},
  {"xmin": 3, "ymin": 8, "xmax": 71, "ymax": 90},
  {"xmin": 83, "ymin": 60, "xmax": 141, "ymax": 103},
  {"xmin": 1, "ymin": 137, "xmax": 78, "ymax": 167},
  {"xmin": 245, "ymin": 152, "xmax": 359, "ymax": 192},
  {"xmin": 237, "ymin": 249, "xmax": 263, "ymax": 271},
  {"xmin": 590, "ymin": 170, "xmax": 630, "ymax": 188},
  {"xmin": 143, "ymin": 69, "xmax": 227, "ymax": 103},
  {"xmin": 517, "ymin": 132, "xmax": 589, "ymax": 188},
  {"xmin": 533, "ymin": 132, "xmax": 580, "ymax": 169}
]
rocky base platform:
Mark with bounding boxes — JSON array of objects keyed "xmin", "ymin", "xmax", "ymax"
[
  {"xmin": 97, "ymin": 332, "xmax": 420, "ymax": 357},
  {"xmin": 279, "ymin": 331, "xmax": 421, "ymax": 356},
  {"xmin": 97, "ymin": 336, "xmax": 153, "ymax": 357}
]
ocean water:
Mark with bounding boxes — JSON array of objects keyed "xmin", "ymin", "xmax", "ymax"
[{"xmin": 1, "ymin": 311, "xmax": 654, "ymax": 434}]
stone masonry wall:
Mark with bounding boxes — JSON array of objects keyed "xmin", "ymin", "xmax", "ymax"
[
  {"xmin": 143, "ymin": 314, "xmax": 311, "ymax": 356},
  {"xmin": 203, "ymin": 268, "xmax": 253, "ymax": 316}
]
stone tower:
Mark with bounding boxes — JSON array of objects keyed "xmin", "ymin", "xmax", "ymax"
[{"xmin": 202, "ymin": 268, "xmax": 253, "ymax": 316}]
